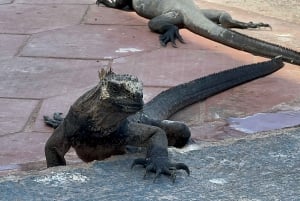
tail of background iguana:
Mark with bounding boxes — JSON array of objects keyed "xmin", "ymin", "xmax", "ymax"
[
  {"xmin": 184, "ymin": 13, "xmax": 300, "ymax": 65},
  {"xmin": 142, "ymin": 56, "xmax": 284, "ymax": 120},
  {"xmin": 215, "ymin": 29, "xmax": 300, "ymax": 65}
]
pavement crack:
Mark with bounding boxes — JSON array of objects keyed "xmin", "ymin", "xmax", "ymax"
[{"xmin": 23, "ymin": 99, "xmax": 43, "ymax": 132}]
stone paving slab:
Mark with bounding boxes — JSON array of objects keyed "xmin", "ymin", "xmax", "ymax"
[
  {"xmin": 20, "ymin": 25, "xmax": 159, "ymax": 59},
  {"xmin": 0, "ymin": 99, "xmax": 38, "ymax": 136},
  {"xmin": 0, "ymin": 0, "xmax": 12, "ymax": 4},
  {"xmin": 0, "ymin": 127, "xmax": 299, "ymax": 201},
  {"xmin": 0, "ymin": 132, "xmax": 49, "ymax": 166},
  {"xmin": 113, "ymin": 48, "xmax": 254, "ymax": 87},
  {"xmin": 34, "ymin": 86, "xmax": 94, "ymax": 133},
  {"xmin": 15, "ymin": 0, "xmax": 94, "ymax": 4},
  {"xmin": 0, "ymin": 34, "xmax": 29, "ymax": 60},
  {"xmin": 84, "ymin": 5, "xmax": 148, "ymax": 25},
  {"xmin": 0, "ymin": 4, "xmax": 88, "ymax": 34},
  {"xmin": 0, "ymin": 58, "xmax": 107, "ymax": 99}
]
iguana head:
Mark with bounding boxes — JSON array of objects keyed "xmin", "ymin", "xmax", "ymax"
[
  {"xmin": 72, "ymin": 69, "xmax": 143, "ymax": 130},
  {"xmin": 98, "ymin": 68, "xmax": 144, "ymax": 113}
]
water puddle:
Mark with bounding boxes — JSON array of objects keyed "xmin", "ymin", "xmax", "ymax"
[{"xmin": 228, "ymin": 110, "xmax": 300, "ymax": 134}]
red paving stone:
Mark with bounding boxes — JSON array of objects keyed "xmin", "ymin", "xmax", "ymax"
[
  {"xmin": 21, "ymin": 25, "xmax": 159, "ymax": 59},
  {"xmin": 112, "ymin": 48, "xmax": 255, "ymax": 87},
  {"xmin": 15, "ymin": 0, "xmax": 94, "ymax": 4},
  {"xmin": 0, "ymin": 4, "xmax": 87, "ymax": 34},
  {"xmin": 0, "ymin": 0, "xmax": 12, "ymax": 4},
  {"xmin": 0, "ymin": 58, "xmax": 108, "ymax": 98},
  {"xmin": 0, "ymin": 0, "xmax": 299, "ymax": 174},
  {"xmin": 0, "ymin": 132, "xmax": 49, "ymax": 166},
  {"xmin": 0, "ymin": 34, "xmax": 29, "ymax": 59},
  {"xmin": 34, "ymin": 86, "xmax": 93, "ymax": 133},
  {"xmin": 84, "ymin": 5, "xmax": 148, "ymax": 25},
  {"xmin": 0, "ymin": 99, "xmax": 38, "ymax": 136}
]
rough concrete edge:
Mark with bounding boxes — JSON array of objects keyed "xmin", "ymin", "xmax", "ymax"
[
  {"xmin": 170, "ymin": 125, "xmax": 300, "ymax": 153},
  {"xmin": 1, "ymin": 125, "xmax": 299, "ymax": 182}
]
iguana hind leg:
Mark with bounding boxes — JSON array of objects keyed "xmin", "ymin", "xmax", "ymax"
[
  {"xmin": 152, "ymin": 120, "xmax": 191, "ymax": 148},
  {"xmin": 138, "ymin": 116, "xmax": 191, "ymax": 148},
  {"xmin": 202, "ymin": 9, "xmax": 271, "ymax": 29}
]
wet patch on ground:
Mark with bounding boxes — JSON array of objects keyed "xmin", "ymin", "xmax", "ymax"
[{"xmin": 228, "ymin": 110, "xmax": 300, "ymax": 134}]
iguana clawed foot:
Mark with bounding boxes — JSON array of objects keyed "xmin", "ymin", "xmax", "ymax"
[
  {"xmin": 43, "ymin": 112, "xmax": 64, "ymax": 128},
  {"xmin": 246, "ymin": 21, "xmax": 272, "ymax": 30},
  {"xmin": 159, "ymin": 25, "xmax": 185, "ymax": 47},
  {"xmin": 131, "ymin": 156, "xmax": 190, "ymax": 183}
]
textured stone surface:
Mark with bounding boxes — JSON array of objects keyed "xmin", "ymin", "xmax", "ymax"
[
  {"xmin": 1, "ymin": 127, "xmax": 299, "ymax": 200},
  {"xmin": 0, "ymin": 132, "xmax": 49, "ymax": 166},
  {"xmin": 0, "ymin": 0, "xmax": 12, "ymax": 4},
  {"xmin": 0, "ymin": 34, "xmax": 28, "ymax": 60},
  {"xmin": 34, "ymin": 87, "xmax": 93, "ymax": 133},
  {"xmin": 0, "ymin": 4, "xmax": 87, "ymax": 34},
  {"xmin": 15, "ymin": 0, "xmax": 94, "ymax": 4},
  {"xmin": 84, "ymin": 5, "xmax": 147, "ymax": 25},
  {"xmin": 20, "ymin": 25, "xmax": 159, "ymax": 59},
  {"xmin": 0, "ymin": 99, "xmax": 38, "ymax": 136},
  {"xmin": 0, "ymin": 58, "xmax": 107, "ymax": 99},
  {"xmin": 113, "ymin": 48, "xmax": 253, "ymax": 87}
]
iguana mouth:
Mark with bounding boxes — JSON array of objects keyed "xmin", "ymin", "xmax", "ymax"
[{"xmin": 112, "ymin": 100, "xmax": 144, "ymax": 113}]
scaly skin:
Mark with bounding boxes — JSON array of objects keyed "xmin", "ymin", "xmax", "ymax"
[
  {"xmin": 44, "ymin": 57, "xmax": 284, "ymax": 182},
  {"xmin": 97, "ymin": 0, "xmax": 300, "ymax": 65}
]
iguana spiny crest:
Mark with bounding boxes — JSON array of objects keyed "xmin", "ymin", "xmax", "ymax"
[
  {"xmin": 74, "ymin": 69, "xmax": 143, "ymax": 111},
  {"xmin": 100, "ymin": 69, "xmax": 144, "ymax": 112},
  {"xmin": 70, "ymin": 69, "xmax": 144, "ymax": 133}
]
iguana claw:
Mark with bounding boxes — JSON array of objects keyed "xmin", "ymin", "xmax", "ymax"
[
  {"xmin": 43, "ymin": 112, "xmax": 64, "ymax": 128},
  {"xmin": 159, "ymin": 25, "xmax": 185, "ymax": 48},
  {"xmin": 246, "ymin": 21, "xmax": 272, "ymax": 30},
  {"xmin": 131, "ymin": 157, "xmax": 189, "ymax": 183}
]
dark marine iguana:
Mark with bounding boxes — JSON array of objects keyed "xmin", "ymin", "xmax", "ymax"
[
  {"xmin": 44, "ymin": 57, "xmax": 284, "ymax": 182},
  {"xmin": 96, "ymin": 0, "xmax": 300, "ymax": 65}
]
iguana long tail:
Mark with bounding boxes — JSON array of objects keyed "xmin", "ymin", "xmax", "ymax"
[
  {"xmin": 184, "ymin": 13, "xmax": 300, "ymax": 65},
  {"xmin": 142, "ymin": 56, "xmax": 284, "ymax": 120},
  {"xmin": 216, "ymin": 28, "xmax": 299, "ymax": 65}
]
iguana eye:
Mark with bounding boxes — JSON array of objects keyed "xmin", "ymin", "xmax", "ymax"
[{"xmin": 110, "ymin": 84, "xmax": 119, "ymax": 94}]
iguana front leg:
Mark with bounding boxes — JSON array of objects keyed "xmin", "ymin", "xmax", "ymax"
[
  {"xmin": 148, "ymin": 10, "xmax": 185, "ymax": 47},
  {"xmin": 45, "ymin": 110, "xmax": 80, "ymax": 167},
  {"xmin": 126, "ymin": 122, "xmax": 189, "ymax": 182},
  {"xmin": 202, "ymin": 9, "xmax": 271, "ymax": 29},
  {"xmin": 45, "ymin": 123, "xmax": 71, "ymax": 167}
]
